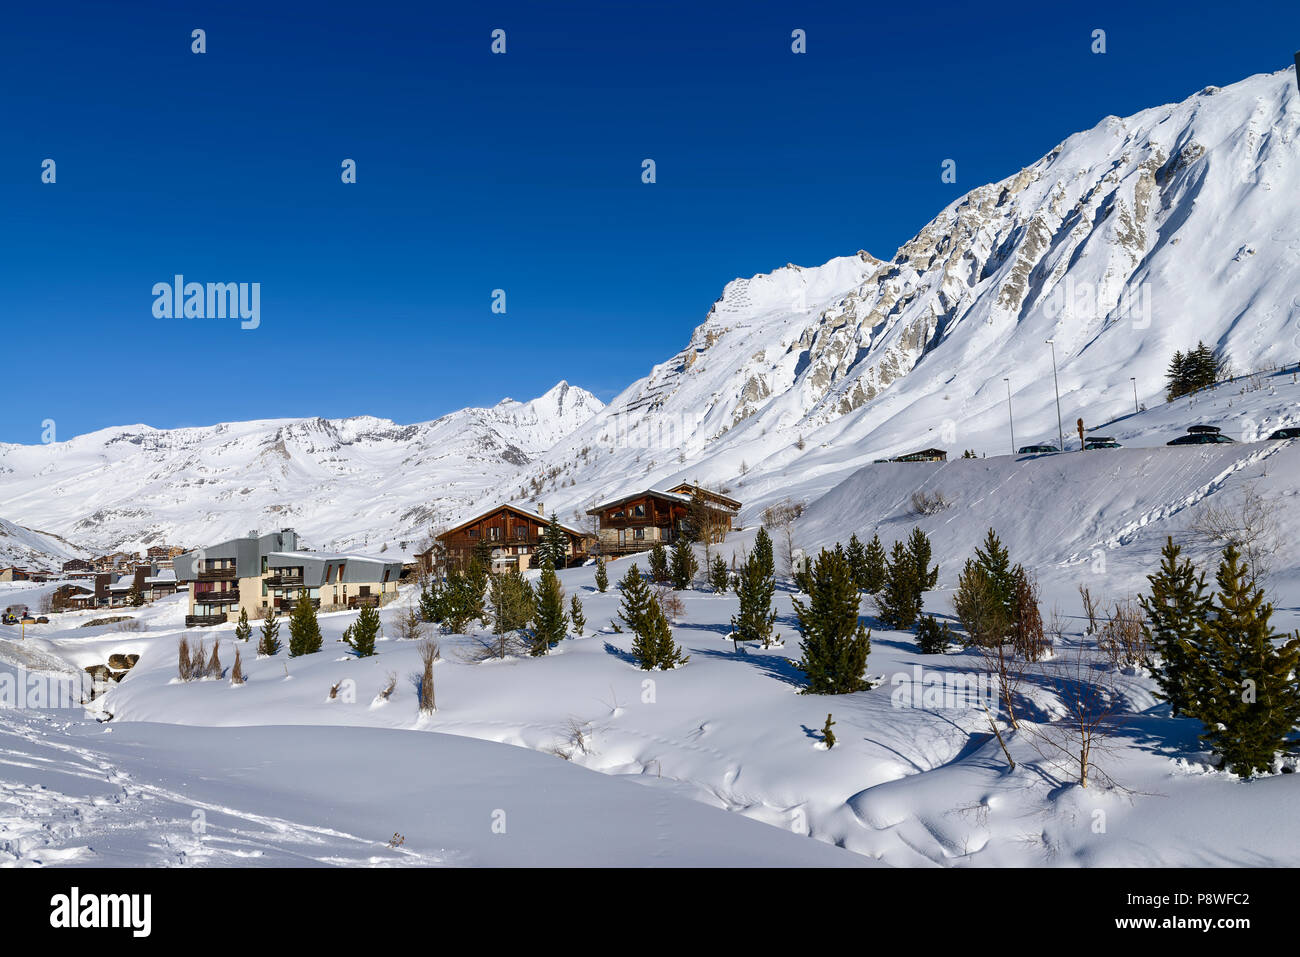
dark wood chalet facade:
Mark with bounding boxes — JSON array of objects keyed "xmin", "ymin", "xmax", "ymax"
[
  {"xmin": 426, "ymin": 504, "xmax": 588, "ymax": 573},
  {"xmin": 586, "ymin": 484, "xmax": 740, "ymax": 555}
]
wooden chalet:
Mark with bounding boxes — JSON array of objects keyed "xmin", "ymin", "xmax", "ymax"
[
  {"xmin": 426, "ymin": 504, "xmax": 588, "ymax": 573},
  {"xmin": 586, "ymin": 483, "xmax": 740, "ymax": 555},
  {"xmin": 891, "ymin": 448, "xmax": 948, "ymax": 463}
]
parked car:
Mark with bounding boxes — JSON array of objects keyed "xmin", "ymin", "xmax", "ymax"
[
  {"xmin": 1168, "ymin": 432, "xmax": 1235, "ymax": 445},
  {"xmin": 1186, "ymin": 424, "xmax": 1222, "ymax": 434},
  {"xmin": 1084, "ymin": 436, "xmax": 1122, "ymax": 449},
  {"xmin": 1018, "ymin": 444, "xmax": 1060, "ymax": 454},
  {"xmin": 1266, "ymin": 427, "xmax": 1300, "ymax": 440},
  {"xmin": 35, "ymin": 616, "xmax": 49, "ymax": 624}
]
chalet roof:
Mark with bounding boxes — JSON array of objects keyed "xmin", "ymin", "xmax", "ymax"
[
  {"xmin": 664, "ymin": 483, "xmax": 743, "ymax": 510},
  {"xmin": 586, "ymin": 488, "xmax": 694, "ymax": 514},
  {"xmin": 437, "ymin": 503, "xmax": 584, "ymax": 541},
  {"xmin": 891, "ymin": 448, "xmax": 948, "ymax": 461}
]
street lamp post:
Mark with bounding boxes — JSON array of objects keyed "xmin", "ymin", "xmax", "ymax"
[
  {"xmin": 1003, "ymin": 377, "xmax": 1016, "ymax": 455},
  {"xmin": 1046, "ymin": 339, "xmax": 1064, "ymax": 451},
  {"xmin": 1131, "ymin": 377, "xmax": 1139, "ymax": 415}
]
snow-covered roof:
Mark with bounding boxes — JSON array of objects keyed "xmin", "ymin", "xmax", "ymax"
[{"xmin": 586, "ymin": 488, "xmax": 693, "ymax": 513}]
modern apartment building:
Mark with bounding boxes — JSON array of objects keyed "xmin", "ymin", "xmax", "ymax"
[{"xmin": 174, "ymin": 528, "xmax": 403, "ymax": 627}]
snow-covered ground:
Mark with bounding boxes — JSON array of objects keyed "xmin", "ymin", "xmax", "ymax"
[{"xmin": 9, "ymin": 378, "xmax": 1300, "ymax": 868}]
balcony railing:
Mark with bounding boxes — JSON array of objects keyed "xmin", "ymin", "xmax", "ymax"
[
  {"xmin": 347, "ymin": 595, "xmax": 381, "ymax": 609},
  {"xmin": 197, "ymin": 568, "xmax": 238, "ymax": 581},
  {"xmin": 194, "ymin": 589, "xmax": 240, "ymax": 605},
  {"xmin": 280, "ymin": 598, "xmax": 320, "ymax": 612},
  {"xmin": 185, "ymin": 614, "xmax": 226, "ymax": 627},
  {"xmin": 265, "ymin": 574, "xmax": 304, "ymax": 587}
]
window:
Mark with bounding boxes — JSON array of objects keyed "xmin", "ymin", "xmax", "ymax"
[
  {"xmin": 633, "ymin": 528, "xmax": 645, "ymax": 540},
  {"xmin": 632, "ymin": 504, "xmax": 646, "ymax": 517},
  {"xmin": 489, "ymin": 527, "xmax": 501, "ymax": 541},
  {"xmin": 515, "ymin": 526, "xmax": 526, "ymax": 539},
  {"xmin": 612, "ymin": 509, "xmax": 625, "ymax": 520},
  {"xmin": 468, "ymin": 529, "xmax": 479, "ymax": 539}
]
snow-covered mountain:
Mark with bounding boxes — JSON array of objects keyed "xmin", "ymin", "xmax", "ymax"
[
  {"xmin": 0, "ymin": 517, "xmax": 90, "ymax": 572},
  {"xmin": 0, "ymin": 382, "xmax": 603, "ymax": 560},
  {"xmin": 498, "ymin": 67, "xmax": 1300, "ymax": 526},
  {"xmin": 1, "ymin": 67, "xmax": 1296, "ymax": 561}
]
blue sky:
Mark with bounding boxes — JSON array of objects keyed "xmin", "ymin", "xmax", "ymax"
[{"xmin": 2, "ymin": 0, "xmax": 1296, "ymax": 443}]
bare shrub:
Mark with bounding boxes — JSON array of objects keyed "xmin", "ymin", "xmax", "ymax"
[
  {"xmin": 762, "ymin": 498, "xmax": 805, "ymax": 574},
  {"xmin": 654, "ymin": 584, "xmax": 685, "ymax": 623},
  {"xmin": 329, "ymin": 677, "xmax": 345, "ymax": 700},
  {"xmin": 1078, "ymin": 584, "xmax": 1100, "ymax": 635},
  {"xmin": 910, "ymin": 489, "xmax": 950, "ymax": 516},
  {"xmin": 115, "ymin": 618, "xmax": 143, "ymax": 632},
  {"xmin": 1185, "ymin": 483, "xmax": 1280, "ymax": 583},
  {"xmin": 378, "ymin": 671, "xmax": 398, "ymax": 701},
  {"xmin": 1096, "ymin": 599, "xmax": 1147, "ymax": 670},
  {"xmin": 206, "ymin": 640, "xmax": 221, "ymax": 679},
  {"xmin": 977, "ymin": 639, "xmax": 1026, "ymax": 732},
  {"xmin": 1046, "ymin": 605, "xmax": 1068, "ymax": 650},
  {"xmin": 1011, "ymin": 571, "xmax": 1048, "ymax": 662},
  {"xmin": 177, "ymin": 636, "xmax": 196, "ymax": 681},
  {"xmin": 418, "ymin": 640, "xmax": 438, "ymax": 714},
  {"xmin": 231, "ymin": 647, "xmax": 245, "ymax": 685},
  {"xmin": 393, "ymin": 603, "xmax": 424, "ymax": 642},
  {"xmin": 1027, "ymin": 639, "xmax": 1130, "ymax": 789}
]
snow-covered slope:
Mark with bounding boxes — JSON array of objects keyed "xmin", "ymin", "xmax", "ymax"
[
  {"xmin": 0, "ymin": 382, "xmax": 602, "ymax": 559},
  {"xmin": 497, "ymin": 67, "xmax": 1300, "ymax": 527},
  {"xmin": 0, "ymin": 517, "xmax": 90, "ymax": 572}
]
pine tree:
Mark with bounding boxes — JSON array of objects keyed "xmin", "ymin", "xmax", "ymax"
[
  {"xmin": 541, "ymin": 514, "xmax": 569, "ymax": 570},
  {"xmin": 1139, "ymin": 537, "xmax": 1212, "ymax": 717},
  {"xmin": 569, "ymin": 593, "xmax": 585, "ymax": 636},
  {"xmin": 594, "ymin": 556, "xmax": 608, "ymax": 593},
  {"xmin": 877, "ymin": 541, "xmax": 922, "ymax": 629},
  {"xmin": 257, "ymin": 612, "xmax": 281, "ymax": 657},
  {"xmin": 962, "ymin": 528, "xmax": 1017, "ymax": 640},
  {"xmin": 1165, "ymin": 350, "xmax": 1187, "ymax": 401},
  {"xmin": 906, "ymin": 527, "xmax": 938, "ymax": 590},
  {"xmin": 234, "ymin": 606, "xmax": 251, "ymax": 642},
  {"xmin": 443, "ymin": 567, "xmax": 486, "ymax": 633},
  {"xmin": 488, "ymin": 570, "xmax": 532, "ymax": 636},
  {"xmin": 793, "ymin": 549, "xmax": 871, "ymax": 694},
  {"xmin": 954, "ymin": 560, "xmax": 1009, "ymax": 647},
  {"xmin": 344, "ymin": 604, "xmax": 381, "ymax": 657},
  {"xmin": 650, "ymin": 595, "xmax": 691, "ymax": 670},
  {"xmin": 708, "ymin": 554, "xmax": 729, "ymax": 593},
  {"xmin": 530, "ymin": 564, "xmax": 567, "ymax": 655},
  {"xmin": 129, "ymin": 586, "xmax": 145, "ymax": 607},
  {"xmin": 618, "ymin": 563, "xmax": 653, "ymax": 637},
  {"xmin": 1192, "ymin": 545, "xmax": 1300, "ymax": 777},
  {"xmin": 754, "ymin": 526, "xmax": 775, "ymax": 580},
  {"xmin": 287, "ymin": 590, "xmax": 323, "ymax": 657},
  {"xmin": 669, "ymin": 539, "xmax": 698, "ymax": 590},
  {"xmin": 731, "ymin": 552, "xmax": 777, "ymax": 649},
  {"xmin": 648, "ymin": 542, "xmax": 669, "ymax": 583},
  {"xmin": 418, "ymin": 580, "xmax": 444, "ymax": 623},
  {"xmin": 915, "ymin": 615, "xmax": 952, "ymax": 654},
  {"xmin": 862, "ymin": 533, "xmax": 887, "ymax": 593},
  {"xmin": 845, "ymin": 534, "xmax": 868, "ymax": 590}
]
